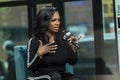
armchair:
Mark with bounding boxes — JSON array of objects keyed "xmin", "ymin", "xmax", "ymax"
[{"xmin": 14, "ymin": 45, "xmax": 73, "ymax": 80}]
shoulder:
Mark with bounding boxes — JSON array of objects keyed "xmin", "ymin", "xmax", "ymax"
[{"xmin": 28, "ymin": 37, "xmax": 39, "ymax": 46}]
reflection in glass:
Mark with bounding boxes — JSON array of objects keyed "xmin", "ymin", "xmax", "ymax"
[
  {"xmin": 64, "ymin": 0, "xmax": 95, "ymax": 79},
  {"xmin": 37, "ymin": 4, "xmax": 52, "ymax": 13},
  {"xmin": 0, "ymin": 0, "xmax": 25, "ymax": 2},
  {"xmin": 102, "ymin": 0, "xmax": 119, "ymax": 80},
  {"xmin": 0, "ymin": 6, "xmax": 28, "ymax": 80}
]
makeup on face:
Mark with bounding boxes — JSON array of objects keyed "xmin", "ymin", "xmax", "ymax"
[{"xmin": 48, "ymin": 11, "xmax": 60, "ymax": 33}]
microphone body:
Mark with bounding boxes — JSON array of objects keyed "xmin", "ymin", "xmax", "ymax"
[
  {"xmin": 62, "ymin": 30, "xmax": 80, "ymax": 48},
  {"xmin": 71, "ymin": 41, "xmax": 80, "ymax": 48}
]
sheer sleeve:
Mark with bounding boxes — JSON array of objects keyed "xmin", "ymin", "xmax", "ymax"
[{"xmin": 67, "ymin": 44, "xmax": 78, "ymax": 65}]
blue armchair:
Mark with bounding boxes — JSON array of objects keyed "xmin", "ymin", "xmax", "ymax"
[{"xmin": 14, "ymin": 45, "xmax": 73, "ymax": 80}]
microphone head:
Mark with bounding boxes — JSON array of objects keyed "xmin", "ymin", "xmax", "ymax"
[{"xmin": 62, "ymin": 30, "xmax": 72, "ymax": 40}]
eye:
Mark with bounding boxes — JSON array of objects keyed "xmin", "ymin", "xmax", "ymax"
[
  {"xmin": 51, "ymin": 19, "xmax": 56, "ymax": 22},
  {"xmin": 51, "ymin": 18, "xmax": 60, "ymax": 22}
]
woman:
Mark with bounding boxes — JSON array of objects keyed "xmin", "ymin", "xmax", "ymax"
[{"xmin": 27, "ymin": 6, "xmax": 80, "ymax": 80}]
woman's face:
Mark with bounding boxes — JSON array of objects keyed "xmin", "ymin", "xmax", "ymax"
[{"xmin": 48, "ymin": 11, "xmax": 60, "ymax": 33}]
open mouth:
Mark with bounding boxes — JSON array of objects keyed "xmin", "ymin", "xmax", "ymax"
[{"xmin": 54, "ymin": 27, "xmax": 59, "ymax": 31}]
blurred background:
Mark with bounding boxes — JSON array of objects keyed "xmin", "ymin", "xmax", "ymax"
[{"xmin": 0, "ymin": 0, "xmax": 119, "ymax": 80}]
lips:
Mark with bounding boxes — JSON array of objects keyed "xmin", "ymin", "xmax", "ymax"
[{"xmin": 54, "ymin": 27, "xmax": 59, "ymax": 30}]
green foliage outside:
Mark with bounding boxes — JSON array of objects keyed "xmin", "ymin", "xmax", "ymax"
[
  {"xmin": 0, "ymin": 8, "xmax": 11, "ymax": 26},
  {"xmin": 0, "ymin": 30, "xmax": 10, "ymax": 44},
  {"xmin": 0, "ymin": 0, "xmax": 11, "ymax": 2}
]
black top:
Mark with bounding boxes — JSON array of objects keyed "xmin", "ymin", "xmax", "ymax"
[{"xmin": 27, "ymin": 36, "xmax": 78, "ymax": 74}]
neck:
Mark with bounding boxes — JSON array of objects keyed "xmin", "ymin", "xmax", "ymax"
[
  {"xmin": 46, "ymin": 31, "xmax": 55, "ymax": 37},
  {"xmin": 46, "ymin": 31, "xmax": 55, "ymax": 43}
]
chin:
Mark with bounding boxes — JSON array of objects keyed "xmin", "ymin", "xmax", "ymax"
[
  {"xmin": 55, "ymin": 31, "xmax": 59, "ymax": 33},
  {"xmin": 53, "ymin": 30, "xmax": 59, "ymax": 32}
]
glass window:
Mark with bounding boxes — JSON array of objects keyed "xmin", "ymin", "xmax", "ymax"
[
  {"xmin": 36, "ymin": 4, "xmax": 52, "ymax": 13},
  {"xmin": 0, "ymin": 6, "xmax": 28, "ymax": 79},
  {"xmin": 103, "ymin": 4, "xmax": 108, "ymax": 13},
  {"xmin": 102, "ymin": 0, "xmax": 119, "ymax": 80},
  {"xmin": 0, "ymin": 0, "xmax": 25, "ymax": 2},
  {"xmin": 64, "ymin": 0, "xmax": 95, "ymax": 79}
]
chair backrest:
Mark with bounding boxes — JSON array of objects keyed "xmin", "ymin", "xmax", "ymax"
[
  {"xmin": 14, "ymin": 45, "xmax": 73, "ymax": 80},
  {"xmin": 14, "ymin": 45, "xmax": 28, "ymax": 80}
]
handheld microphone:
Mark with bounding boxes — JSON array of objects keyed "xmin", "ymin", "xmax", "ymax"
[{"xmin": 62, "ymin": 30, "xmax": 80, "ymax": 48}]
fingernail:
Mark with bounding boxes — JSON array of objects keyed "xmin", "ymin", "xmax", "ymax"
[
  {"xmin": 54, "ymin": 45, "xmax": 57, "ymax": 46},
  {"xmin": 53, "ymin": 51, "xmax": 56, "ymax": 53}
]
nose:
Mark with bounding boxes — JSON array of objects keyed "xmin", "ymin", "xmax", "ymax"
[{"xmin": 55, "ymin": 20, "xmax": 60, "ymax": 25}]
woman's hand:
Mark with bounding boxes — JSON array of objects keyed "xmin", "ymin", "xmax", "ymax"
[
  {"xmin": 37, "ymin": 40, "xmax": 57, "ymax": 57},
  {"xmin": 67, "ymin": 34, "xmax": 82, "ymax": 52}
]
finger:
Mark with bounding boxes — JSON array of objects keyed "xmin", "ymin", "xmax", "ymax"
[
  {"xmin": 52, "ymin": 47, "xmax": 57, "ymax": 50},
  {"xmin": 67, "ymin": 36, "xmax": 74, "ymax": 42},
  {"xmin": 49, "ymin": 45, "xmax": 57, "ymax": 48},
  {"xmin": 46, "ymin": 42, "xmax": 55, "ymax": 46},
  {"xmin": 50, "ymin": 46, "xmax": 57, "ymax": 50},
  {"xmin": 77, "ymin": 34, "xmax": 85, "ymax": 40},
  {"xmin": 48, "ymin": 45, "xmax": 57, "ymax": 50},
  {"xmin": 39, "ymin": 40, "xmax": 43, "ymax": 46},
  {"xmin": 48, "ymin": 51, "xmax": 56, "ymax": 53}
]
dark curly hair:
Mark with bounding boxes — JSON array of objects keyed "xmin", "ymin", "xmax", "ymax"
[{"xmin": 32, "ymin": 6, "xmax": 70, "ymax": 51}]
